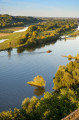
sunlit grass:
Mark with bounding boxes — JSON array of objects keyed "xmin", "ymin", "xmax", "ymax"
[
  {"xmin": 0, "ymin": 26, "xmax": 24, "ymax": 33},
  {"xmin": 0, "ymin": 31, "xmax": 26, "ymax": 50}
]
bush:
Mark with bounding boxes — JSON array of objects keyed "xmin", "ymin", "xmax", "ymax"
[
  {"xmin": 27, "ymin": 75, "xmax": 46, "ymax": 87},
  {"xmin": 53, "ymin": 61, "xmax": 79, "ymax": 90}
]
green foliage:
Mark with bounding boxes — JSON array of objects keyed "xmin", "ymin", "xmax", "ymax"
[
  {"xmin": 0, "ymin": 14, "xmax": 42, "ymax": 28},
  {"xmin": 0, "ymin": 108, "xmax": 28, "ymax": 120},
  {"xmin": 68, "ymin": 55, "xmax": 73, "ymax": 59},
  {"xmin": 21, "ymin": 98, "xmax": 30, "ymax": 110},
  {"xmin": 17, "ymin": 19, "xmax": 78, "ymax": 49},
  {"xmin": 27, "ymin": 75, "xmax": 46, "ymax": 87},
  {"xmin": 0, "ymin": 18, "xmax": 78, "ymax": 51},
  {"xmin": 22, "ymin": 96, "xmax": 39, "ymax": 113},
  {"xmin": 53, "ymin": 61, "xmax": 79, "ymax": 90},
  {"xmin": 0, "ymin": 110, "xmax": 13, "ymax": 120},
  {"xmin": 64, "ymin": 54, "xmax": 79, "ymax": 60},
  {"xmin": 21, "ymin": 89, "xmax": 78, "ymax": 120},
  {"xmin": 0, "ymin": 88, "xmax": 78, "ymax": 120}
]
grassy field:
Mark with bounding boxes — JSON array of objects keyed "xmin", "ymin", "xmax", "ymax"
[
  {"xmin": 0, "ymin": 25, "xmax": 27, "ymax": 50},
  {"xmin": 0, "ymin": 31, "xmax": 26, "ymax": 51},
  {"xmin": 0, "ymin": 26, "xmax": 24, "ymax": 33},
  {"xmin": 0, "ymin": 33, "xmax": 11, "ymax": 37}
]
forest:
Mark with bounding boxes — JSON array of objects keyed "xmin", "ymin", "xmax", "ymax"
[
  {"xmin": 17, "ymin": 19, "xmax": 78, "ymax": 47},
  {"xmin": 0, "ymin": 14, "xmax": 42, "ymax": 28},
  {"xmin": 0, "ymin": 18, "xmax": 78, "ymax": 51},
  {"xmin": 0, "ymin": 60, "xmax": 79, "ymax": 120}
]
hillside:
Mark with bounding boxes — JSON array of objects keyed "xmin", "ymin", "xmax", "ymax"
[{"xmin": 0, "ymin": 14, "xmax": 42, "ymax": 28}]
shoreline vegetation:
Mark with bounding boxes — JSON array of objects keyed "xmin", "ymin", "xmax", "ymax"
[
  {"xmin": 0, "ymin": 18, "xmax": 78, "ymax": 51},
  {"xmin": 27, "ymin": 76, "xmax": 46, "ymax": 87},
  {"xmin": 0, "ymin": 14, "xmax": 42, "ymax": 28},
  {"xmin": 0, "ymin": 60, "xmax": 79, "ymax": 120},
  {"xmin": 63, "ymin": 54, "xmax": 79, "ymax": 60}
]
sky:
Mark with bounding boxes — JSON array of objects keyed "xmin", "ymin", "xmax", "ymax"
[{"xmin": 0, "ymin": 0, "xmax": 79, "ymax": 17}]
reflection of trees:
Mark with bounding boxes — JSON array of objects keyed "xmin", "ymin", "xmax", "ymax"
[
  {"xmin": 25, "ymin": 47, "xmax": 36, "ymax": 52},
  {"xmin": 17, "ymin": 39, "xmax": 57, "ymax": 54},
  {"xmin": 17, "ymin": 47, "xmax": 36, "ymax": 53},
  {"xmin": 17, "ymin": 47, "xmax": 25, "ymax": 53},
  {"xmin": 68, "ymin": 58, "xmax": 72, "ymax": 61},
  {"xmin": 7, "ymin": 49, "xmax": 12, "ymax": 57},
  {"xmin": 34, "ymin": 87, "xmax": 45, "ymax": 96}
]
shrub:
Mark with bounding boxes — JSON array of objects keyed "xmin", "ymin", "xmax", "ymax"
[{"xmin": 27, "ymin": 75, "xmax": 46, "ymax": 87}]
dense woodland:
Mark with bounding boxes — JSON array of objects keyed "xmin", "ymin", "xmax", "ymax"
[
  {"xmin": 17, "ymin": 19, "xmax": 78, "ymax": 48},
  {"xmin": 0, "ymin": 17, "xmax": 78, "ymax": 51},
  {"xmin": 0, "ymin": 14, "xmax": 42, "ymax": 28},
  {"xmin": 0, "ymin": 60, "xmax": 79, "ymax": 120}
]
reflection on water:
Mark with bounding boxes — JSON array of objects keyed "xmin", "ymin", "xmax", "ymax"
[
  {"xmin": 0, "ymin": 38, "xmax": 60, "ymax": 57},
  {"xmin": 17, "ymin": 47, "xmax": 25, "ymax": 53},
  {"xmin": 68, "ymin": 58, "xmax": 72, "ymax": 61},
  {"xmin": 16, "ymin": 39, "xmax": 58, "ymax": 54},
  {"xmin": 66, "ymin": 58, "xmax": 79, "ymax": 63},
  {"xmin": 34, "ymin": 87, "xmax": 45, "ymax": 96},
  {"xmin": 7, "ymin": 49, "xmax": 12, "ymax": 57}
]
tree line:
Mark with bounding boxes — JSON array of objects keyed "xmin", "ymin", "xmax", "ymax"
[
  {"xmin": 0, "ymin": 14, "xmax": 42, "ymax": 28},
  {"xmin": 17, "ymin": 19, "xmax": 78, "ymax": 48}
]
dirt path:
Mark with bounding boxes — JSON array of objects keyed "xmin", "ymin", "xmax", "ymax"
[{"xmin": 62, "ymin": 109, "xmax": 79, "ymax": 120}]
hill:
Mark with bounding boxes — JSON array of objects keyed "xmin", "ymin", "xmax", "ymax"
[{"xmin": 0, "ymin": 14, "xmax": 42, "ymax": 28}]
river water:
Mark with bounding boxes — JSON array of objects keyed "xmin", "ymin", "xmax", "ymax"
[
  {"xmin": 0, "ymin": 28, "xmax": 79, "ymax": 112},
  {"xmin": 13, "ymin": 27, "xmax": 28, "ymax": 33}
]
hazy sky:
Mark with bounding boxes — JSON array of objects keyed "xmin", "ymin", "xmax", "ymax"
[{"xmin": 0, "ymin": 0, "xmax": 79, "ymax": 17}]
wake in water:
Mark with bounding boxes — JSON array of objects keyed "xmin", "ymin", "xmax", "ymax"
[{"xmin": 0, "ymin": 50, "xmax": 50, "ymax": 57}]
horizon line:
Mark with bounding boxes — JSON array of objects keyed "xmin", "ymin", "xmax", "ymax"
[{"xmin": 0, "ymin": 14, "xmax": 79, "ymax": 19}]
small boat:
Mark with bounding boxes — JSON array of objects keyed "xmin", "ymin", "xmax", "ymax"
[{"xmin": 46, "ymin": 50, "xmax": 52, "ymax": 53}]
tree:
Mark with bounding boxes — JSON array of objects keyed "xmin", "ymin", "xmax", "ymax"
[{"xmin": 27, "ymin": 75, "xmax": 46, "ymax": 87}]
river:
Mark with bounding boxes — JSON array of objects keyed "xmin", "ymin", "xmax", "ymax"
[
  {"xmin": 0, "ymin": 27, "xmax": 79, "ymax": 112},
  {"xmin": 13, "ymin": 26, "xmax": 28, "ymax": 33}
]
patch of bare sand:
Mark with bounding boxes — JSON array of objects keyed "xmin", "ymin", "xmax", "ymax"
[{"xmin": 0, "ymin": 33, "xmax": 10, "ymax": 37}]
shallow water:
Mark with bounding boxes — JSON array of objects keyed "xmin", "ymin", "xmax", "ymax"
[
  {"xmin": 13, "ymin": 27, "xmax": 28, "ymax": 33},
  {"xmin": 0, "ymin": 39, "xmax": 8, "ymax": 43},
  {"xmin": 0, "ymin": 34, "xmax": 79, "ymax": 112}
]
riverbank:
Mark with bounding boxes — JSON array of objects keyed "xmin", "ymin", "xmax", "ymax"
[
  {"xmin": 0, "ymin": 31, "xmax": 26, "ymax": 51},
  {"xmin": 0, "ymin": 26, "xmax": 29, "ymax": 44},
  {"xmin": 0, "ymin": 19, "xmax": 78, "ymax": 51}
]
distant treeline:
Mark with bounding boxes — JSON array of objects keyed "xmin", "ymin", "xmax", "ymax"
[
  {"xmin": 17, "ymin": 19, "xmax": 78, "ymax": 48},
  {"xmin": 0, "ymin": 14, "xmax": 42, "ymax": 28}
]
